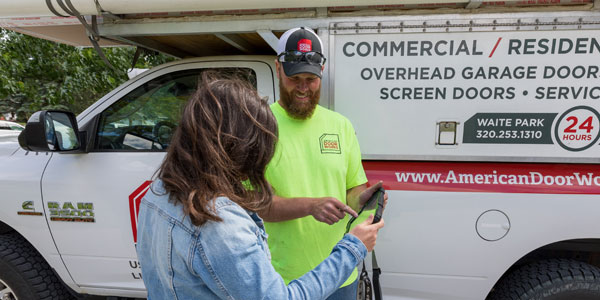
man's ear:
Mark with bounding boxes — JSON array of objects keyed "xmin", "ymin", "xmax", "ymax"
[{"xmin": 275, "ymin": 61, "xmax": 281, "ymax": 78}]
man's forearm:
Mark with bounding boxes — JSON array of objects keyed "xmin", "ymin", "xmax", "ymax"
[
  {"xmin": 258, "ymin": 195, "xmax": 314, "ymax": 222},
  {"xmin": 260, "ymin": 192, "xmax": 362, "ymax": 224},
  {"xmin": 346, "ymin": 184, "xmax": 367, "ymax": 212}
]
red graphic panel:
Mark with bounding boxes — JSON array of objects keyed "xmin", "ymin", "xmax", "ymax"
[
  {"xmin": 129, "ymin": 180, "xmax": 152, "ymax": 243},
  {"xmin": 363, "ymin": 161, "xmax": 600, "ymax": 194}
]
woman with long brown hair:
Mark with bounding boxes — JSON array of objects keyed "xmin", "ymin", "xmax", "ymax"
[{"xmin": 136, "ymin": 72, "xmax": 384, "ymax": 299}]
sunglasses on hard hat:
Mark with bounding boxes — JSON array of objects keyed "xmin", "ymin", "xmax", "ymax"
[{"xmin": 277, "ymin": 51, "xmax": 326, "ymax": 66}]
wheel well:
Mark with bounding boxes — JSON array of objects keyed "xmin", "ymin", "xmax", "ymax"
[
  {"xmin": 0, "ymin": 227, "xmax": 82, "ymax": 298},
  {"xmin": 488, "ymin": 239, "xmax": 600, "ymax": 298},
  {"xmin": 515, "ymin": 239, "xmax": 600, "ymax": 268},
  {"xmin": 0, "ymin": 220, "xmax": 15, "ymax": 234}
]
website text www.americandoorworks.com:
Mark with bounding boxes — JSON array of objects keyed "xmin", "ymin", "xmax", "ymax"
[
  {"xmin": 395, "ymin": 171, "xmax": 600, "ymax": 187},
  {"xmin": 363, "ymin": 162, "xmax": 600, "ymax": 194}
]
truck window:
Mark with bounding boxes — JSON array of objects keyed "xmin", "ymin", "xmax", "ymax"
[{"xmin": 95, "ymin": 68, "xmax": 257, "ymax": 151}]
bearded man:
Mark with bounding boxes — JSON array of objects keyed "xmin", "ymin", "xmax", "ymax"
[{"xmin": 259, "ymin": 27, "xmax": 387, "ymax": 300}]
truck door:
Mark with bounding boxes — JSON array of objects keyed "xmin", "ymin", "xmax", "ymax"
[{"xmin": 40, "ymin": 60, "xmax": 275, "ymax": 296}]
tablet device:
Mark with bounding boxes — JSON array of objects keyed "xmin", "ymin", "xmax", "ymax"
[
  {"xmin": 366, "ymin": 187, "xmax": 385, "ymax": 224},
  {"xmin": 345, "ymin": 187, "xmax": 386, "ymax": 233}
]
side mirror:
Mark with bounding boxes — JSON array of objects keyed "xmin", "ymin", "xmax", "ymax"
[{"xmin": 18, "ymin": 111, "xmax": 81, "ymax": 152}]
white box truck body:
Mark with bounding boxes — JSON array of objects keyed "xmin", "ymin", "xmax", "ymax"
[{"xmin": 1, "ymin": 1, "xmax": 600, "ymax": 299}]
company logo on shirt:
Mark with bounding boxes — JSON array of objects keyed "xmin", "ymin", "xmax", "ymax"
[{"xmin": 320, "ymin": 133, "xmax": 341, "ymax": 154}]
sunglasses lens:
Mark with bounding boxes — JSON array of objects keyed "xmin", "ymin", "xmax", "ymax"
[
  {"xmin": 305, "ymin": 52, "xmax": 324, "ymax": 65},
  {"xmin": 281, "ymin": 51, "xmax": 303, "ymax": 62},
  {"xmin": 279, "ymin": 51, "xmax": 325, "ymax": 65}
]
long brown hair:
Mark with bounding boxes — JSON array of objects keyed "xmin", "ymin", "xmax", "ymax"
[{"xmin": 157, "ymin": 71, "xmax": 277, "ymax": 226}]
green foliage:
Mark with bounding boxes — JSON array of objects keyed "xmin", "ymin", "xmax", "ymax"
[{"xmin": 0, "ymin": 28, "xmax": 175, "ymax": 121}]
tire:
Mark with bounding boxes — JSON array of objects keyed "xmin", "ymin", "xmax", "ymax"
[
  {"xmin": 488, "ymin": 259, "xmax": 600, "ymax": 300},
  {"xmin": 0, "ymin": 232, "xmax": 75, "ymax": 300}
]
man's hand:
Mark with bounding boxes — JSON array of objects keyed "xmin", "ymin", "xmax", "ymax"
[
  {"xmin": 309, "ymin": 197, "xmax": 358, "ymax": 225},
  {"xmin": 349, "ymin": 214, "xmax": 385, "ymax": 252},
  {"xmin": 357, "ymin": 181, "xmax": 389, "ymax": 210}
]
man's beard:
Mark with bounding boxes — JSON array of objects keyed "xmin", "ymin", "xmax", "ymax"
[{"xmin": 279, "ymin": 79, "xmax": 320, "ymax": 120}]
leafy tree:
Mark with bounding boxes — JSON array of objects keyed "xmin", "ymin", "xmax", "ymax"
[{"xmin": 0, "ymin": 28, "xmax": 175, "ymax": 121}]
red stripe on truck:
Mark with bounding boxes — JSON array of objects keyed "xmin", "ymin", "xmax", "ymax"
[{"xmin": 363, "ymin": 161, "xmax": 600, "ymax": 194}]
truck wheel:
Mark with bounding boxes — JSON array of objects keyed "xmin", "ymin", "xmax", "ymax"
[
  {"xmin": 488, "ymin": 259, "xmax": 600, "ymax": 300},
  {"xmin": 0, "ymin": 232, "xmax": 75, "ymax": 300}
]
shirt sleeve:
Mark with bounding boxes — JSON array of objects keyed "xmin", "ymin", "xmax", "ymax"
[
  {"xmin": 344, "ymin": 119, "xmax": 368, "ymax": 190},
  {"xmin": 191, "ymin": 203, "xmax": 367, "ymax": 300}
]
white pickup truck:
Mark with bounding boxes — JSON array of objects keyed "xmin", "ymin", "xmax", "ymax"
[{"xmin": 1, "ymin": 1, "xmax": 600, "ymax": 299}]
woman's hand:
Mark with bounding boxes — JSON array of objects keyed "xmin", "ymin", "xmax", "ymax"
[{"xmin": 349, "ymin": 214, "xmax": 385, "ymax": 252}]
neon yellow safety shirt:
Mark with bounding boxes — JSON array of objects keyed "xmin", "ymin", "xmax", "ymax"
[{"xmin": 264, "ymin": 102, "xmax": 367, "ymax": 287}]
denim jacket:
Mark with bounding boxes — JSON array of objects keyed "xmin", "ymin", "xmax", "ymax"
[{"xmin": 137, "ymin": 180, "xmax": 367, "ymax": 300}]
